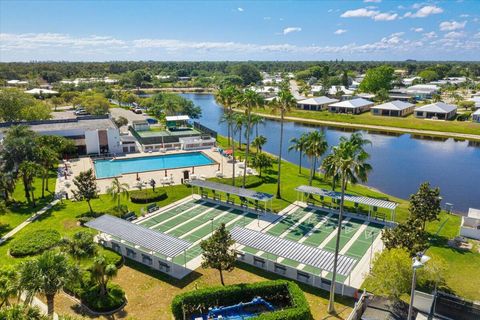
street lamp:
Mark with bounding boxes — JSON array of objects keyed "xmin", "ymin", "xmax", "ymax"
[
  {"xmin": 210, "ymin": 218, "xmax": 214, "ymax": 234},
  {"xmin": 408, "ymin": 253, "xmax": 431, "ymax": 320}
]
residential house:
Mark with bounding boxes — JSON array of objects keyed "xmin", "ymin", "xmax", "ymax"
[
  {"xmin": 297, "ymin": 96, "xmax": 339, "ymax": 111},
  {"xmin": 328, "ymin": 98, "xmax": 374, "ymax": 114},
  {"xmin": 414, "ymin": 102, "xmax": 457, "ymax": 120},
  {"xmin": 371, "ymin": 100, "xmax": 415, "ymax": 117}
]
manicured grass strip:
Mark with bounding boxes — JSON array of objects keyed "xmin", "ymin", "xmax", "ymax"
[
  {"xmin": 139, "ymin": 199, "xmax": 201, "ymax": 227},
  {"xmin": 267, "ymin": 207, "xmax": 312, "ymax": 237},
  {"xmin": 242, "ymin": 246, "xmax": 259, "ymax": 255},
  {"xmin": 172, "ymin": 244, "xmax": 203, "ymax": 264},
  {"xmin": 302, "ymin": 265, "xmax": 323, "ymax": 275},
  {"xmin": 323, "ymin": 219, "xmax": 364, "ymax": 253},
  {"xmin": 323, "ymin": 272, "xmax": 347, "ymax": 283},
  {"xmin": 169, "ymin": 206, "xmax": 230, "ymax": 239},
  {"xmin": 284, "ymin": 209, "xmax": 330, "ymax": 242},
  {"xmin": 281, "ymin": 258, "xmax": 300, "ymax": 268},
  {"xmin": 177, "ymin": 208, "xmax": 242, "ymax": 240}
]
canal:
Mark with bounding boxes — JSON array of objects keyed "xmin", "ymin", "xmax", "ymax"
[{"xmin": 181, "ymin": 93, "xmax": 480, "ymax": 213}]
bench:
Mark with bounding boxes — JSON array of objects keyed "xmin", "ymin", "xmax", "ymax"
[
  {"xmin": 146, "ymin": 203, "xmax": 159, "ymax": 213},
  {"xmin": 121, "ymin": 211, "xmax": 137, "ymax": 221}
]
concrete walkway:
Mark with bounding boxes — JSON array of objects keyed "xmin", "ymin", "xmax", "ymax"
[
  {"xmin": 233, "ymin": 108, "xmax": 480, "ymax": 141},
  {"xmin": 0, "ymin": 199, "xmax": 60, "ymax": 245},
  {"xmin": 20, "ymin": 292, "xmax": 59, "ymax": 320}
]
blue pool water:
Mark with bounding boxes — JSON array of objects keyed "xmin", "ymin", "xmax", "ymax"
[{"xmin": 94, "ymin": 152, "xmax": 215, "ymax": 178}]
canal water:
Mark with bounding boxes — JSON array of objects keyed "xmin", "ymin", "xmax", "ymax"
[{"xmin": 181, "ymin": 93, "xmax": 480, "ymax": 213}]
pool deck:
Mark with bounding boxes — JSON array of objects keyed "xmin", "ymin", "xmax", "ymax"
[{"xmin": 56, "ymin": 148, "xmax": 245, "ymax": 196}]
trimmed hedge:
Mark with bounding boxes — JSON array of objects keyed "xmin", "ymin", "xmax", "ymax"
[
  {"xmin": 10, "ymin": 229, "xmax": 61, "ymax": 257},
  {"xmin": 171, "ymin": 280, "xmax": 312, "ymax": 320},
  {"xmin": 130, "ymin": 189, "xmax": 167, "ymax": 204},
  {"xmin": 81, "ymin": 283, "xmax": 126, "ymax": 312},
  {"xmin": 209, "ymin": 175, "xmax": 263, "ymax": 188}
]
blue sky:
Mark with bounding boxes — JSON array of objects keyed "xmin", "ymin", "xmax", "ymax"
[{"xmin": 1, "ymin": 0, "xmax": 479, "ymax": 61}]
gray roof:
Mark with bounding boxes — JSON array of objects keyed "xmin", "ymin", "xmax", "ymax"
[
  {"xmin": 85, "ymin": 215, "xmax": 192, "ymax": 258},
  {"xmin": 231, "ymin": 226, "xmax": 357, "ymax": 276},
  {"xmin": 371, "ymin": 100, "xmax": 414, "ymax": 111},
  {"xmin": 188, "ymin": 180, "xmax": 273, "ymax": 202},
  {"xmin": 415, "ymin": 102, "xmax": 457, "ymax": 114},
  {"xmin": 329, "ymin": 98, "xmax": 373, "ymax": 109},
  {"xmin": 0, "ymin": 117, "xmax": 116, "ymax": 133},
  {"xmin": 297, "ymin": 96, "xmax": 339, "ymax": 105},
  {"xmin": 295, "ymin": 185, "xmax": 398, "ymax": 210}
]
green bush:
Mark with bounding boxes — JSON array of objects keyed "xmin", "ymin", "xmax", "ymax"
[
  {"xmin": 81, "ymin": 283, "xmax": 126, "ymax": 312},
  {"xmin": 456, "ymin": 112, "xmax": 471, "ymax": 121},
  {"xmin": 10, "ymin": 229, "xmax": 61, "ymax": 257},
  {"xmin": 100, "ymin": 248, "xmax": 123, "ymax": 267},
  {"xmin": 129, "ymin": 188, "xmax": 167, "ymax": 203},
  {"xmin": 209, "ymin": 175, "xmax": 263, "ymax": 188},
  {"xmin": 171, "ymin": 280, "xmax": 312, "ymax": 320}
]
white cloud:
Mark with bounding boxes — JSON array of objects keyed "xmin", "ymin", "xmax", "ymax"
[
  {"xmin": 411, "ymin": 27, "xmax": 424, "ymax": 32},
  {"xmin": 423, "ymin": 31, "xmax": 437, "ymax": 38},
  {"xmin": 341, "ymin": 8, "xmax": 398, "ymax": 21},
  {"xmin": 404, "ymin": 5, "xmax": 443, "ymax": 18},
  {"xmin": 444, "ymin": 31, "xmax": 465, "ymax": 39},
  {"xmin": 373, "ymin": 13, "xmax": 398, "ymax": 21},
  {"xmin": 459, "ymin": 14, "xmax": 469, "ymax": 18},
  {"xmin": 474, "ymin": 32, "xmax": 480, "ymax": 39},
  {"xmin": 334, "ymin": 29, "xmax": 347, "ymax": 35},
  {"xmin": 282, "ymin": 27, "xmax": 302, "ymax": 35},
  {"xmin": 237, "ymin": 7, "xmax": 244, "ymax": 12},
  {"xmin": 439, "ymin": 21, "xmax": 467, "ymax": 31},
  {"xmin": 341, "ymin": 8, "xmax": 379, "ymax": 18},
  {"xmin": 263, "ymin": 17, "xmax": 271, "ymax": 20},
  {"xmin": 1, "ymin": 32, "xmax": 479, "ymax": 61},
  {"xmin": 364, "ymin": 0, "xmax": 381, "ymax": 2}
]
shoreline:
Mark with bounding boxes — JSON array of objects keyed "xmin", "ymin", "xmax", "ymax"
[{"xmin": 231, "ymin": 108, "xmax": 480, "ymax": 142}]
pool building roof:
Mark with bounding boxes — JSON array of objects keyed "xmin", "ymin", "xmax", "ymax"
[
  {"xmin": 188, "ymin": 180, "xmax": 274, "ymax": 202},
  {"xmin": 295, "ymin": 185, "xmax": 398, "ymax": 210},
  {"xmin": 231, "ymin": 226, "xmax": 357, "ymax": 276},
  {"xmin": 85, "ymin": 215, "xmax": 192, "ymax": 258}
]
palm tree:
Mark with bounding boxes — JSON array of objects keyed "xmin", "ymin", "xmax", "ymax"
[
  {"xmin": 219, "ymin": 112, "xmax": 238, "ymax": 186},
  {"xmin": 233, "ymin": 113, "xmax": 246, "ymax": 149},
  {"xmin": 19, "ymin": 251, "xmax": 78, "ymax": 317},
  {"xmin": 18, "ymin": 161, "xmax": 41, "ymax": 207},
  {"xmin": 288, "ymin": 133, "xmax": 309, "ymax": 174},
  {"xmin": 321, "ymin": 132, "xmax": 372, "ymax": 314},
  {"xmin": 236, "ymin": 89, "xmax": 264, "ymax": 188},
  {"xmin": 269, "ymin": 88, "xmax": 297, "ymax": 198},
  {"xmin": 90, "ymin": 255, "xmax": 118, "ymax": 297},
  {"xmin": 36, "ymin": 146, "xmax": 58, "ymax": 198},
  {"xmin": 0, "ymin": 266, "xmax": 19, "ymax": 308},
  {"xmin": 0, "ymin": 170, "xmax": 16, "ymax": 202},
  {"xmin": 304, "ymin": 131, "xmax": 329, "ymax": 186},
  {"xmin": 215, "ymin": 86, "xmax": 239, "ymax": 146},
  {"xmin": 252, "ymin": 135, "xmax": 267, "ymax": 153},
  {"xmin": 250, "ymin": 113, "xmax": 264, "ymax": 138},
  {"xmin": 106, "ymin": 178, "xmax": 129, "ymax": 213}
]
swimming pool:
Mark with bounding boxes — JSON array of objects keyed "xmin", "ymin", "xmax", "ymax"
[{"xmin": 94, "ymin": 152, "xmax": 216, "ymax": 178}]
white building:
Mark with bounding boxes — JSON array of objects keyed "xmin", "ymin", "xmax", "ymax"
[
  {"xmin": 7, "ymin": 79, "xmax": 29, "ymax": 86},
  {"xmin": 371, "ymin": 100, "xmax": 415, "ymax": 117},
  {"xmin": 297, "ymin": 96, "xmax": 339, "ymax": 111},
  {"xmin": 0, "ymin": 116, "xmax": 124, "ymax": 155},
  {"xmin": 328, "ymin": 98, "xmax": 374, "ymax": 114},
  {"xmin": 414, "ymin": 102, "xmax": 457, "ymax": 120},
  {"xmin": 402, "ymin": 76, "xmax": 420, "ymax": 86},
  {"xmin": 24, "ymin": 88, "xmax": 59, "ymax": 96},
  {"xmin": 469, "ymin": 97, "xmax": 480, "ymax": 109},
  {"xmin": 406, "ymin": 84, "xmax": 439, "ymax": 100},
  {"xmin": 472, "ymin": 109, "xmax": 480, "ymax": 123},
  {"xmin": 460, "ymin": 208, "xmax": 480, "ymax": 240}
]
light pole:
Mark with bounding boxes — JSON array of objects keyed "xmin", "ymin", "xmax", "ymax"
[
  {"xmin": 210, "ymin": 218, "xmax": 214, "ymax": 234},
  {"xmin": 369, "ymin": 230, "xmax": 375, "ymax": 271},
  {"xmin": 408, "ymin": 253, "xmax": 431, "ymax": 320}
]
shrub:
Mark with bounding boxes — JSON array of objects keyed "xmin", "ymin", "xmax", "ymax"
[
  {"xmin": 101, "ymin": 248, "xmax": 123, "ymax": 267},
  {"xmin": 209, "ymin": 175, "xmax": 263, "ymax": 188},
  {"xmin": 10, "ymin": 229, "xmax": 61, "ymax": 257},
  {"xmin": 81, "ymin": 283, "xmax": 126, "ymax": 312},
  {"xmin": 129, "ymin": 188, "xmax": 167, "ymax": 203},
  {"xmin": 456, "ymin": 112, "xmax": 471, "ymax": 121},
  {"xmin": 171, "ymin": 280, "xmax": 312, "ymax": 320}
]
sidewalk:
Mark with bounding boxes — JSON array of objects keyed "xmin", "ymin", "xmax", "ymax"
[{"xmin": 0, "ymin": 199, "xmax": 59, "ymax": 245}]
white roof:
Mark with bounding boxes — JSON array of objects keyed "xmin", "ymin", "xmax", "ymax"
[
  {"xmin": 165, "ymin": 115, "xmax": 190, "ymax": 121},
  {"xmin": 329, "ymin": 98, "xmax": 373, "ymax": 109},
  {"xmin": 7, "ymin": 80, "xmax": 28, "ymax": 84},
  {"xmin": 328, "ymin": 85, "xmax": 354, "ymax": 95},
  {"xmin": 371, "ymin": 100, "xmax": 414, "ymax": 111},
  {"xmin": 24, "ymin": 88, "xmax": 58, "ymax": 95},
  {"xmin": 406, "ymin": 84, "xmax": 439, "ymax": 93},
  {"xmin": 415, "ymin": 102, "xmax": 457, "ymax": 113},
  {"xmin": 468, "ymin": 208, "xmax": 480, "ymax": 220},
  {"xmin": 297, "ymin": 96, "xmax": 339, "ymax": 105},
  {"xmin": 473, "ymin": 109, "xmax": 480, "ymax": 116}
]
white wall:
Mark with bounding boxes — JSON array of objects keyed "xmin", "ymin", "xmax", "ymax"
[
  {"xmin": 85, "ymin": 130, "xmax": 100, "ymax": 154},
  {"xmin": 107, "ymin": 128, "xmax": 122, "ymax": 154}
]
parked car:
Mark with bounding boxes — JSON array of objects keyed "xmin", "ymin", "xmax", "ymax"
[
  {"xmin": 133, "ymin": 108, "xmax": 143, "ymax": 114},
  {"xmin": 74, "ymin": 109, "xmax": 89, "ymax": 115}
]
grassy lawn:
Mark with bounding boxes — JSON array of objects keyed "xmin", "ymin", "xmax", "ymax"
[
  {"xmin": 243, "ymin": 107, "xmax": 480, "ymax": 136},
  {"xmin": 0, "ymin": 170, "xmax": 57, "ymax": 237}
]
